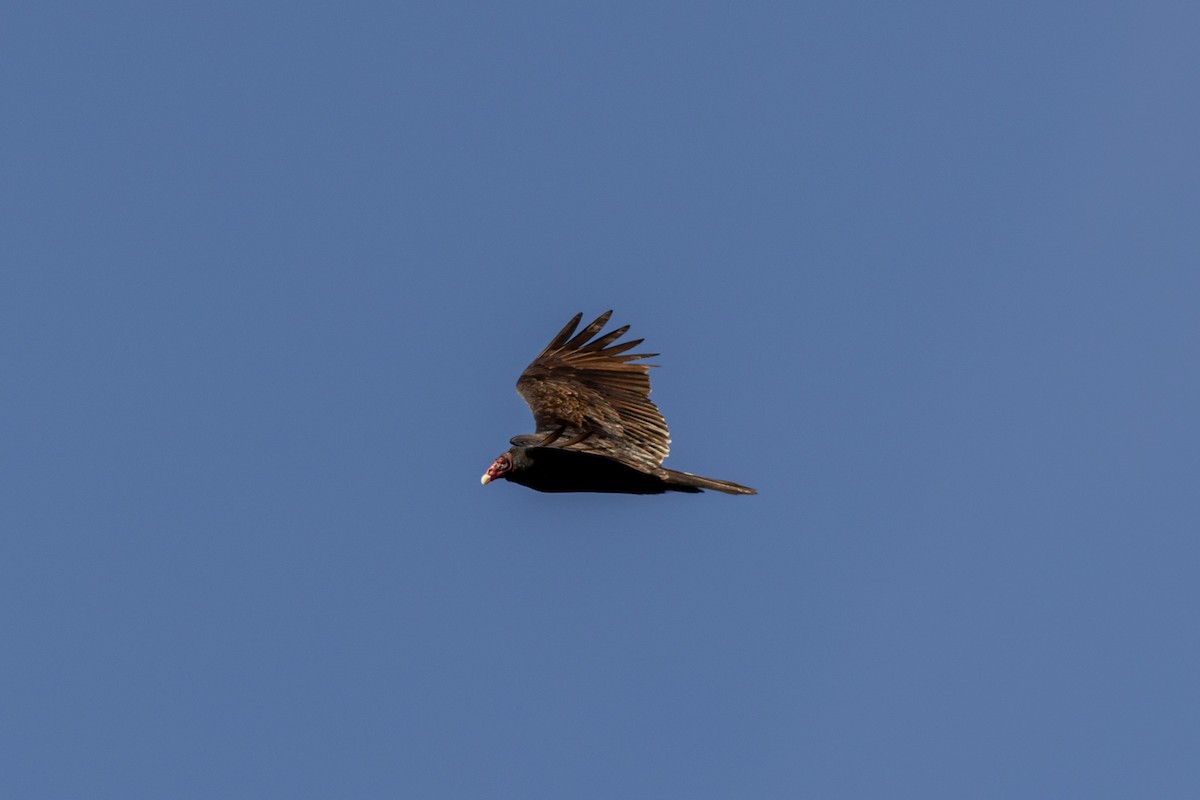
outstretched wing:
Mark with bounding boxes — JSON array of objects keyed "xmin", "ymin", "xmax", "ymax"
[{"xmin": 516, "ymin": 311, "xmax": 670, "ymax": 468}]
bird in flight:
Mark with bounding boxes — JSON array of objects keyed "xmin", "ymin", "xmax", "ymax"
[{"xmin": 481, "ymin": 311, "xmax": 756, "ymax": 495}]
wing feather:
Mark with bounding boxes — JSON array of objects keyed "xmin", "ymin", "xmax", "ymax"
[
  {"xmin": 562, "ymin": 310, "xmax": 612, "ymax": 350},
  {"xmin": 578, "ymin": 326, "xmax": 630, "ymax": 352},
  {"xmin": 543, "ymin": 313, "xmax": 583, "ymax": 351},
  {"xmin": 594, "ymin": 337, "xmax": 642, "ymax": 356}
]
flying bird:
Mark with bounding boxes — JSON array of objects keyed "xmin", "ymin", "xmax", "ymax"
[{"xmin": 481, "ymin": 311, "xmax": 756, "ymax": 495}]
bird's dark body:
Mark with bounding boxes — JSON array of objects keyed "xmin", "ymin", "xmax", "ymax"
[{"xmin": 505, "ymin": 447, "xmax": 702, "ymax": 494}]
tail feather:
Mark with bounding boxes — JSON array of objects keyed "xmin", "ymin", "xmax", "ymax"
[{"xmin": 663, "ymin": 469, "xmax": 757, "ymax": 495}]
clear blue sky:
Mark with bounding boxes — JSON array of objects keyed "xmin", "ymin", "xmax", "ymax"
[{"xmin": 3, "ymin": 2, "xmax": 1198, "ymax": 797}]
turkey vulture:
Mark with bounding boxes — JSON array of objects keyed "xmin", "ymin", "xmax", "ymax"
[{"xmin": 481, "ymin": 311, "xmax": 756, "ymax": 495}]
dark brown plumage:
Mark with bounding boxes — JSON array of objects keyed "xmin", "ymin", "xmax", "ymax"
[{"xmin": 481, "ymin": 311, "xmax": 756, "ymax": 495}]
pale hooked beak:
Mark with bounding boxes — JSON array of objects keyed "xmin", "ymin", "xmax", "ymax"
[{"xmin": 480, "ymin": 472, "xmax": 493, "ymax": 486}]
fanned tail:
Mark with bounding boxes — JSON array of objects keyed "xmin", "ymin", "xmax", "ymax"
[{"xmin": 663, "ymin": 469, "xmax": 757, "ymax": 495}]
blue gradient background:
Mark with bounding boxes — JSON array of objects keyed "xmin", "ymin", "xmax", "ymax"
[{"xmin": 3, "ymin": 2, "xmax": 1198, "ymax": 797}]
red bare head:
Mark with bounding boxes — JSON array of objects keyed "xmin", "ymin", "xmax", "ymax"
[{"xmin": 481, "ymin": 452, "xmax": 513, "ymax": 486}]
